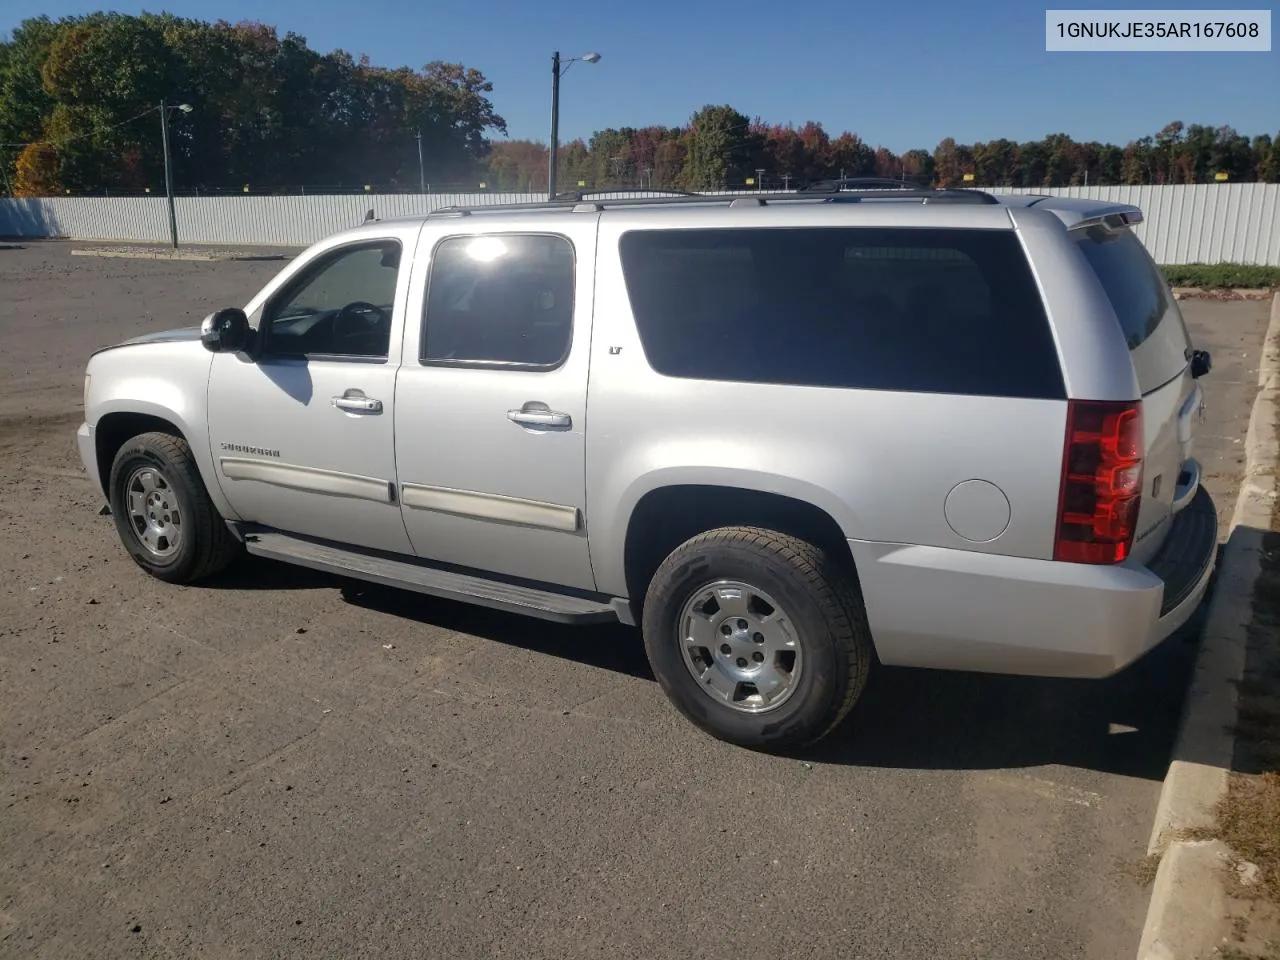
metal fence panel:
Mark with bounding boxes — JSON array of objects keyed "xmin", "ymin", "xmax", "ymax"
[
  {"xmin": 976, "ymin": 184, "xmax": 1280, "ymax": 265},
  {"xmin": 2, "ymin": 184, "xmax": 1279, "ymax": 265}
]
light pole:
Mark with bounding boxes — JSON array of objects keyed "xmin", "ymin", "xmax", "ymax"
[
  {"xmin": 415, "ymin": 130, "xmax": 425, "ymax": 193},
  {"xmin": 159, "ymin": 100, "xmax": 193, "ymax": 248},
  {"xmin": 548, "ymin": 50, "xmax": 600, "ymax": 199}
]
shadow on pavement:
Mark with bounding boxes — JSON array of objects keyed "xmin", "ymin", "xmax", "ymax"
[
  {"xmin": 809, "ymin": 616, "xmax": 1202, "ymax": 779},
  {"xmin": 1234, "ymin": 528, "xmax": 1280, "ymax": 777},
  {"xmin": 203, "ymin": 549, "xmax": 1210, "ymax": 779},
  {"xmin": 201, "ymin": 553, "xmax": 340, "ymax": 591}
]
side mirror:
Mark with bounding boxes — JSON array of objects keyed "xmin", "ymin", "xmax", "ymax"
[
  {"xmin": 200, "ymin": 308, "xmax": 249, "ymax": 353},
  {"xmin": 1190, "ymin": 348, "xmax": 1212, "ymax": 379}
]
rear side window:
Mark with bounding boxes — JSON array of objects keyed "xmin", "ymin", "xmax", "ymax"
[
  {"xmin": 617, "ymin": 227, "xmax": 1065, "ymax": 399},
  {"xmin": 1074, "ymin": 227, "xmax": 1190, "ymax": 392}
]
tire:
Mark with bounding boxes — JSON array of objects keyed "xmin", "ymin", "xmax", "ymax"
[
  {"xmin": 108, "ymin": 431, "xmax": 239, "ymax": 584},
  {"xmin": 641, "ymin": 526, "xmax": 873, "ymax": 751}
]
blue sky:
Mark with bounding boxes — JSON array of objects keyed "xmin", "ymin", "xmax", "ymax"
[{"xmin": 4, "ymin": 0, "xmax": 1276, "ymax": 150}]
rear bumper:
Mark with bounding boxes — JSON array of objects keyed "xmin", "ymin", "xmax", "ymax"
[
  {"xmin": 849, "ymin": 485, "xmax": 1218, "ymax": 678},
  {"xmin": 76, "ymin": 421, "xmax": 102, "ymax": 495}
]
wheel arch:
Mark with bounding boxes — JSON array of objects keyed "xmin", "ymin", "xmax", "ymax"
[
  {"xmin": 91, "ymin": 399, "xmax": 236, "ymax": 521},
  {"xmin": 95, "ymin": 411, "xmax": 188, "ymax": 496},
  {"xmin": 620, "ymin": 483, "xmax": 860, "ymax": 621}
]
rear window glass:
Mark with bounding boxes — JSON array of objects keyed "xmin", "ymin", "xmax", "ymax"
[
  {"xmin": 617, "ymin": 227, "xmax": 1065, "ymax": 399},
  {"xmin": 1074, "ymin": 227, "xmax": 1189, "ymax": 391}
]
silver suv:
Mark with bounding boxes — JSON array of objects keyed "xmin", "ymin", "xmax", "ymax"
[{"xmin": 76, "ymin": 181, "xmax": 1218, "ymax": 751}]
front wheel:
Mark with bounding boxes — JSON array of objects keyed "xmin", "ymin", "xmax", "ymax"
[
  {"xmin": 108, "ymin": 431, "xmax": 239, "ymax": 584},
  {"xmin": 641, "ymin": 526, "xmax": 874, "ymax": 751}
]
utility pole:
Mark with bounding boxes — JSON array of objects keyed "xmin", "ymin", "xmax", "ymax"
[
  {"xmin": 546, "ymin": 50, "xmax": 600, "ymax": 200},
  {"xmin": 159, "ymin": 99, "xmax": 178, "ymax": 249},
  {"xmin": 548, "ymin": 51, "xmax": 561, "ymax": 199},
  {"xmin": 415, "ymin": 131, "xmax": 425, "ymax": 193},
  {"xmin": 782, "ymin": 174, "xmax": 791, "ymax": 191}
]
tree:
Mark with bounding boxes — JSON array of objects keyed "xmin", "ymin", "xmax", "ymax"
[
  {"xmin": 12, "ymin": 141, "xmax": 61, "ymax": 195},
  {"xmin": 827, "ymin": 132, "xmax": 876, "ymax": 180},
  {"xmin": 933, "ymin": 137, "xmax": 961, "ymax": 185},
  {"xmin": 2, "ymin": 11, "xmax": 506, "ymax": 194},
  {"xmin": 3, "ymin": 18, "xmax": 1276, "ymax": 194},
  {"xmin": 683, "ymin": 104, "xmax": 752, "ymax": 189},
  {"xmin": 1261, "ymin": 133, "xmax": 1280, "ymax": 183},
  {"xmin": 1121, "ymin": 138, "xmax": 1154, "ymax": 185}
]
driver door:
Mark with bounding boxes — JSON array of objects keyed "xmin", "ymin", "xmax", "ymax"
[{"xmin": 206, "ymin": 234, "xmax": 415, "ymax": 554}]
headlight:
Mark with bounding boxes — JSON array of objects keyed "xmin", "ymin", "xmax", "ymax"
[{"xmin": 83, "ymin": 374, "xmax": 91, "ymax": 409}]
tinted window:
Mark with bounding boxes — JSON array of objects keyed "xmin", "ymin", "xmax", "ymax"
[
  {"xmin": 263, "ymin": 241, "xmax": 400, "ymax": 359},
  {"xmin": 422, "ymin": 234, "xmax": 575, "ymax": 368},
  {"xmin": 618, "ymin": 227, "xmax": 1065, "ymax": 399},
  {"xmin": 1074, "ymin": 227, "xmax": 1190, "ymax": 391}
]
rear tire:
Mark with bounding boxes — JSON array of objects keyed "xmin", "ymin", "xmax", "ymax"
[
  {"xmin": 641, "ymin": 526, "xmax": 873, "ymax": 751},
  {"xmin": 108, "ymin": 431, "xmax": 238, "ymax": 584}
]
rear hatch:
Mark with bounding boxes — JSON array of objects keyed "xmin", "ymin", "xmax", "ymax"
[{"xmin": 1073, "ymin": 224, "xmax": 1200, "ymax": 566}]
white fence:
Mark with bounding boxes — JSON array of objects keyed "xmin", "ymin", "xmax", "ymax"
[{"xmin": 2, "ymin": 184, "xmax": 1278, "ymax": 265}]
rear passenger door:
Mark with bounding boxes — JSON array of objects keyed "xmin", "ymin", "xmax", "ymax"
[{"xmin": 394, "ymin": 223, "xmax": 598, "ymax": 591}]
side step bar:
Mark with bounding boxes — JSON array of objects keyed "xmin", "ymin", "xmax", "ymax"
[{"xmin": 242, "ymin": 529, "xmax": 621, "ymax": 626}]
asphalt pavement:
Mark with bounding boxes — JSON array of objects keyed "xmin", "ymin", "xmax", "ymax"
[{"xmin": 0, "ymin": 241, "xmax": 1270, "ymax": 959}]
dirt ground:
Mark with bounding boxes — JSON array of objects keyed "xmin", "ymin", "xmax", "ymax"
[{"xmin": 0, "ymin": 241, "xmax": 1272, "ymax": 960}]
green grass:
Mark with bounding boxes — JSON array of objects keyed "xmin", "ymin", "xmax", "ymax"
[{"xmin": 1160, "ymin": 263, "xmax": 1280, "ymax": 290}]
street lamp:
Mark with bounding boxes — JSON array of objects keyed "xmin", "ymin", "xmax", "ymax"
[
  {"xmin": 159, "ymin": 100, "xmax": 193, "ymax": 248},
  {"xmin": 548, "ymin": 50, "xmax": 600, "ymax": 199}
]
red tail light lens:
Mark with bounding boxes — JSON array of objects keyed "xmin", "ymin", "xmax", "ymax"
[{"xmin": 1054, "ymin": 400, "xmax": 1144, "ymax": 564}]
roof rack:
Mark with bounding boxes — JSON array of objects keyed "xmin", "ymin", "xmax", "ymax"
[
  {"xmin": 800, "ymin": 176, "xmax": 930, "ymax": 193},
  {"xmin": 424, "ymin": 187, "xmax": 1000, "ymax": 219},
  {"xmin": 550, "ymin": 186, "xmax": 697, "ymax": 201}
]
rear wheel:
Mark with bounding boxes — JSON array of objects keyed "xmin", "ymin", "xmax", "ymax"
[
  {"xmin": 641, "ymin": 526, "xmax": 874, "ymax": 751},
  {"xmin": 108, "ymin": 431, "xmax": 238, "ymax": 583}
]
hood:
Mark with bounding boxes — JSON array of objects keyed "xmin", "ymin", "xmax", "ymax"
[{"xmin": 91, "ymin": 326, "xmax": 202, "ymax": 357}]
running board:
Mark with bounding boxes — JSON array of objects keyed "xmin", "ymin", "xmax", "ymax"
[{"xmin": 242, "ymin": 529, "xmax": 620, "ymax": 625}]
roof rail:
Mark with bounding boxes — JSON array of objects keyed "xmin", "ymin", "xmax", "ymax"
[
  {"xmin": 550, "ymin": 186, "xmax": 697, "ymax": 201},
  {"xmin": 801, "ymin": 176, "xmax": 930, "ymax": 193},
  {"xmin": 424, "ymin": 188, "xmax": 1001, "ymax": 219}
]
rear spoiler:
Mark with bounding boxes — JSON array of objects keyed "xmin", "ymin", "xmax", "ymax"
[
  {"xmin": 1070, "ymin": 208, "xmax": 1144, "ymax": 231},
  {"xmin": 1002, "ymin": 195, "xmax": 1144, "ymax": 231}
]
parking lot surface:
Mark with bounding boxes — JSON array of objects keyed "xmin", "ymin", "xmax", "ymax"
[{"xmin": 0, "ymin": 241, "xmax": 1270, "ymax": 959}]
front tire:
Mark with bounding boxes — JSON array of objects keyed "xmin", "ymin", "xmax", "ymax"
[
  {"xmin": 108, "ymin": 431, "xmax": 238, "ymax": 584},
  {"xmin": 641, "ymin": 526, "xmax": 874, "ymax": 751}
]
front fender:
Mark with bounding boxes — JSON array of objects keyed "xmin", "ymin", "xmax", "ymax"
[{"xmin": 86, "ymin": 345, "xmax": 236, "ymax": 519}]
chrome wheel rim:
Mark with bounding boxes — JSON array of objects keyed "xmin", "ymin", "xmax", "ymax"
[
  {"xmin": 677, "ymin": 580, "xmax": 803, "ymax": 714},
  {"xmin": 124, "ymin": 466, "xmax": 182, "ymax": 558}
]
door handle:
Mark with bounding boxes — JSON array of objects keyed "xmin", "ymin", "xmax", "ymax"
[
  {"xmin": 332, "ymin": 392, "xmax": 383, "ymax": 414},
  {"xmin": 507, "ymin": 403, "xmax": 571, "ymax": 429}
]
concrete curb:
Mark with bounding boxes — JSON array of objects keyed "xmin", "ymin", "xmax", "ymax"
[
  {"xmin": 68, "ymin": 246, "xmax": 288, "ymax": 262},
  {"xmin": 1172, "ymin": 287, "xmax": 1278, "ymax": 302},
  {"xmin": 1138, "ymin": 840, "xmax": 1233, "ymax": 960},
  {"xmin": 70, "ymin": 248, "xmax": 222, "ymax": 262},
  {"xmin": 1137, "ymin": 292, "xmax": 1280, "ymax": 959}
]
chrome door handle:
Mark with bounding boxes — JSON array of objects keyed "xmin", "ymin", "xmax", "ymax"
[
  {"xmin": 507, "ymin": 404, "xmax": 571, "ymax": 429},
  {"xmin": 332, "ymin": 394, "xmax": 383, "ymax": 414}
]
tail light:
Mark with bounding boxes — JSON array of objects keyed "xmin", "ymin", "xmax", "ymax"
[{"xmin": 1054, "ymin": 400, "xmax": 1144, "ymax": 564}]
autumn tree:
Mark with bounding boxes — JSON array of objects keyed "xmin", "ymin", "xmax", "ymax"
[
  {"xmin": 4, "ymin": 18, "xmax": 1277, "ymax": 196},
  {"xmin": 12, "ymin": 141, "xmax": 61, "ymax": 195},
  {"xmin": 1, "ymin": 11, "xmax": 506, "ymax": 194}
]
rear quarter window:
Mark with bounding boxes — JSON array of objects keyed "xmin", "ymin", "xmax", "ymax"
[
  {"xmin": 1073, "ymin": 227, "xmax": 1190, "ymax": 392},
  {"xmin": 617, "ymin": 226, "xmax": 1065, "ymax": 400}
]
